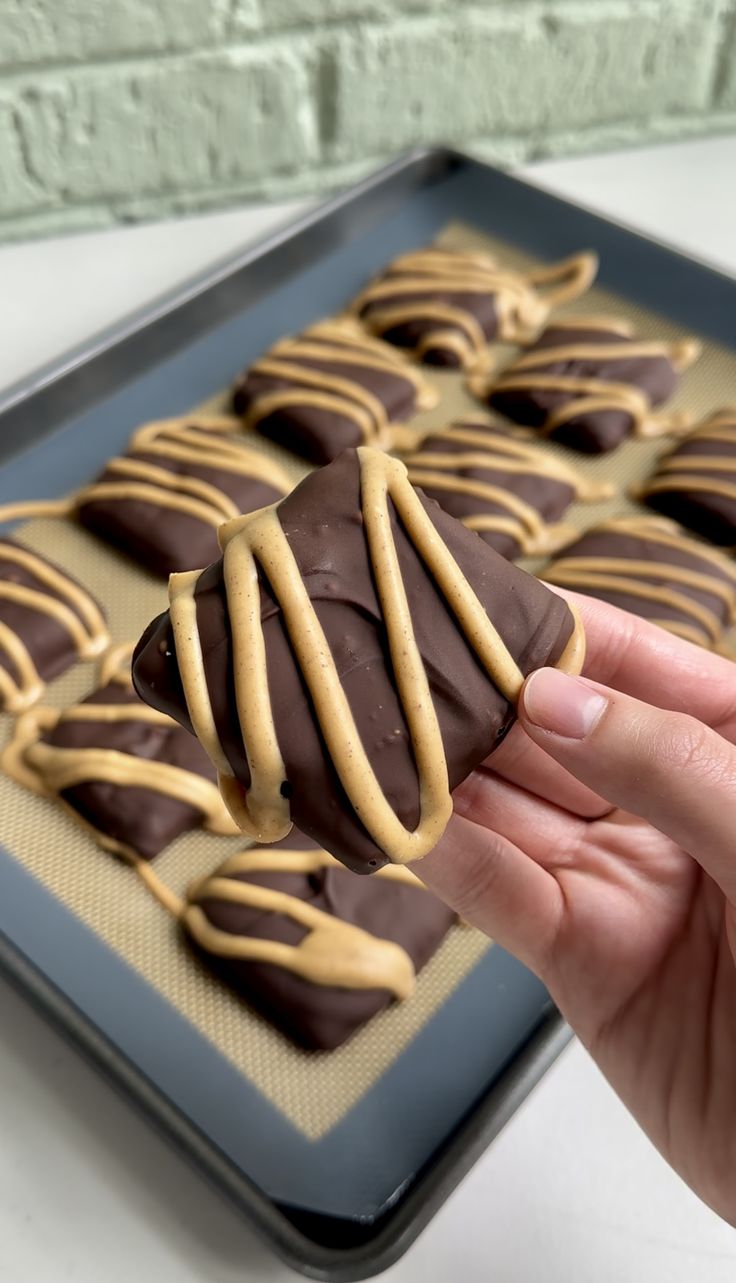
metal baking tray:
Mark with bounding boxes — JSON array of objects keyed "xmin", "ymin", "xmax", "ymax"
[{"xmin": 0, "ymin": 147, "xmax": 734, "ymax": 1281}]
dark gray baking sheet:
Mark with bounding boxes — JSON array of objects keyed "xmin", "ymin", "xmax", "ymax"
[{"xmin": 0, "ymin": 147, "xmax": 733, "ymax": 1279}]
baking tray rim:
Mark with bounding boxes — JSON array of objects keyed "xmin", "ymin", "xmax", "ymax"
[
  {"xmin": 1, "ymin": 141, "xmax": 734, "ymax": 1278},
  {"xmin": 0, "ymin": 924, "xmax": 571, "ymax": 1280},
  {"xmin": 2, "ymin": 141, "xmax": 733, "ymax": 439},
  {"xmin": 0, "ymin": 143, "xmax": 575, "ymax": 1281}
]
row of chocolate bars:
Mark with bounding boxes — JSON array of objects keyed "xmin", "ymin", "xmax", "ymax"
[{"xmin": 0, "ymin": 243, "xmax": 734, "ymax": 1052}]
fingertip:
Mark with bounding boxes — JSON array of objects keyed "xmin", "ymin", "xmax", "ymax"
[{"xmin": 521, "ymin": 669, "xmax": 608, "ymax": 741}]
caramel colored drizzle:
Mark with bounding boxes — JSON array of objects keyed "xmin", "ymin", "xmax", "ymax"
[
  {"xmin": 1, "ymin": 697, "xmax": 240, "ymax": 863},
  {"xmin": 98, "ymin": 640, "xmax": 136, "ymax": 687},
  {"xmin": 479, "ymin": 321, "xmax": 700, "ymax": 439},
  {"xmin": 168, "ymin": 448, "xmax": 584, "ymax": 864},
  {"xmin": 0, "ymin": 541, "xmax": 109, "ymax": 712},
  {"xmin": 0, "ymin": 418, "xmax": 293, "ymax": 536},
  {"xmin": 238, "ymin": 321, "xmax": 437, "ymax": 445},
  {"xmin": 273, "ymin": 325, "xmax": 435, "ymax": 403},
  {"xmin": 544, "ymin": 517, "xmax": 736, "ymax": 648},
  {"xmin": 77, "ymin": 417, "xmax": 293, "ymax": 526},
  {"xmin": 641, "ymin": 410, "xmax": 736, "ymax": 510},
  {"xmin": 404, "ymin": 424, "xmax": 612, "ymax": 555},
  {"xmin": 352, "ymin": 249, "xmax": 597, "ymax": 365},
  {"xmin": 181, "ymin": 846, "xmax": 432, "ymax": 998}
]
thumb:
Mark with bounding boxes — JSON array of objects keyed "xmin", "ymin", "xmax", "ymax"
[{"xmin": 519, "ymin": 667, "xmax": 736, "ymax": 904}]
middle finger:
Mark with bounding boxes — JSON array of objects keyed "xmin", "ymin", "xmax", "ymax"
[{"xmin": 490, "ymin": 722, "xmax": 610, "ymax": 818}]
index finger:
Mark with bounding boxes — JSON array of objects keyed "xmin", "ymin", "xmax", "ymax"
[{"xmin": 550, "ymin": 588, "xmax": 736, "ymax": 734}]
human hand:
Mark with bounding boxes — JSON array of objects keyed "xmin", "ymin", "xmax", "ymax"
[{"xmin": 416, "ymin": 594, "xmax": 736, "ymax": 1224}]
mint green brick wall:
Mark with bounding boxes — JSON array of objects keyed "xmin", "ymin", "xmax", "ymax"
[
  {"xmin": 327, "ymin": 3, "xmax": 724, "ymax": 157},
  {"xmin": 717, "ymin": 3, "xmax": 736, "ymax": 105},
  {"xmin": 0, "ymin": 0, "xmax": 735, "ymax": 240}
]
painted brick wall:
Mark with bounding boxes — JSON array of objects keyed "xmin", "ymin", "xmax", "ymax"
[{"xmin": 1, "ymin": 0, "xmax": 735, "ymax": 240}]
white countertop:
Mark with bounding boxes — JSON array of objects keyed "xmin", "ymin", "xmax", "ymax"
[{"xmin": 2, "ymin": 135, "xmax": 736, "ymax": 1283}]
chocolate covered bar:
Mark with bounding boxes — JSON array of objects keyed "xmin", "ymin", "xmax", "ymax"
[
  {"xmin": 0, "ymin": 418, "xmax": 294, "ymax": 580},
  {"xmin": 474, "ymin": 317, "xmax": 700, "ymax": 453},
  {"xmin": 76, "ymin": 416, "xmax": 293, "ymax": 577},
  {"xmin": 231, "ymin": 317, "xmax": 437, "ymax": 465},
  {"xmin": 542, "ymin": 516, "xmax": 736, "ymax": 650},
  {"xmin": 182, "ymin": 831, "xmax": 455, "ymax": 1049},
  {"xmin": 2, "ymin": 647, "xmax": 238, "ymax": 861},
  {"xmin": 133, "ymin": 447, "xmax": 584, "ymax": 873},
  {"xmin": 402, "ymin": 421, "xmax": 611, "ymax": 559},
  {"xmin": 0, "ymin": 538, "xmax": 108, "ymax": 713},
  {"xmin": 641, "ymin": 408, "xmax": 736, "ymax": 547},
  {"xmin": 351, "ymin": 246, "xmax": 598, "ymax": 370}
]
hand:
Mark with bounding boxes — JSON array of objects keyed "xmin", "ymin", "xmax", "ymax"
[{"xmin": 416, "ymin": 594, "xmax": 736, "ymax": 1225}]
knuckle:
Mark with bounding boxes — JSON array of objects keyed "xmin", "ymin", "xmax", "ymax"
[
  {"xmin": 444, "ymin": 842, "xmax": 509, "ymax": 922},
  {"xmin": 648, "ymin": 712, "xmax": 727, "ymax": 790}
]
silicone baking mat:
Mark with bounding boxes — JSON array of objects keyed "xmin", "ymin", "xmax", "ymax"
[
  {"xmin": 2, "ymin": 221, "xmax": 734, "ymax": 1138},
  {"xmin": 0, "ymin": 153, "xmax": 734, "ymax": 1263}
]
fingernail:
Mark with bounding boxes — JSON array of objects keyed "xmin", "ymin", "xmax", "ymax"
[{"xmin": 522, "ymin": 669, "xmax": 608, "ymax": 740}]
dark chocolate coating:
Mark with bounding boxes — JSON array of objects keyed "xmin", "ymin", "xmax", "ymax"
[
  {"xmin": 232, "ymin": 343, "xmax": 420, "ymax": 466},
  {"xmin": 188, "ymin": 831, "xmax": 455, "ymax": 1050},
  {"xmin": 133, "ymin": 449, "xmax": 576, "ymax": 873},
  {"xmin": 644, "ymin": 417, "xmax": 736, "ymax": 546},
  {"xmin": 543, "ymin": 524, "xmax": 735, "ymax": 644},
  {"xmin": 77, "ymin": 428, "xmax": 285, "ymax": 578},
  {"xmin": 0, "ymin": 538, "xmax": 105, "ymax": 702},
  {"xmin": 407, "ymin": 422, "xmax": 576, "ymax": 558},
  {"xmin": 489, "ymin": 325, "xmax": 678, "ymax": 453},
  {"xmin": 359, "ymin": 286, "xmax": 498, "ymax": 369},
  {"xmin": 45, "ymin": 683, "xmax": 221, "ymax": 860}
]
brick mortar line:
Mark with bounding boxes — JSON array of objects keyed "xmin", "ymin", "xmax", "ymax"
[
  {"xmin": 0, "ymin": 0, "xmax": 690, "ymax": 82},
  {"xmin": 0, "ymin": 32, "xmax": 323, "ymax": 84},
  {"xmin": 4, "ymin": 111, "xmax": 736, "ymax": 229},
  {"xmin": 710, "ymin": 1, "xmax": 736, "ymax": 103}
]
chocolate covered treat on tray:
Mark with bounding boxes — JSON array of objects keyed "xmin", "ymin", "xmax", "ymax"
[
  {"xmin": 76, "ymin": 416, "xmax": 293, "ymax": 577},
  {"xmin": 132, "ymin": 446, "xmax": 584, "ymax": 874},
  {"xmin": 0, "ymin": 538, "xmax": 108, "ymax": 713},
  {"xmin": 541, "ymin": 516, "xmax": 736, "ymax": 651},
  {"xmin": 640, "ymin": 408, "xmax": 736, "ymax": 547},
  {"xmin": 181, "ymin": 830, "xmax": 455, "ymax": 1050},
  {"xmin": 231, "ymin": 317, "xmax": 437, "ymax": 465},
  {"xmin": 1, "ymin": 645, "xmax": 239, "ymax": 863},
  {"xmin": 350, "ymin": 246, "xmax": 598, "ymax": 370},
  {"xmin": 0, "ymin": 417, "xmax": 294, "ymax": 580},
  {"xmin": 402, "ymin": 420, "xmax": 612, "ymax": 559},
  {"xmin": 473, "ymin": 317, "xmax": 701, "ymax": 454}
]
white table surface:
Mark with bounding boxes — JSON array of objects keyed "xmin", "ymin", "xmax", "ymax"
[{"xmin": 2, "ymin": 135, "xmax": 736, "ymax": 1283}]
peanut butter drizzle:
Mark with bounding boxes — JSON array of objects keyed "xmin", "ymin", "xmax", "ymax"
[
  {"xmin": 352, "ymin": 250, "xmax": 597, "ymax": 363},
  {"xmin": 273, "ymin": 328, "xmax": 436, "ymax": 403},
  {"xmin": 98, "ymin": 640, "xmax": 136, "ymax": 687},
  {"xmin": 1, "ymin": 693, "xmax": 240, "ymax": 863},
  {"xmin": 181, "ymin": 846, "xmax": 430, "ymax": 998},
  {"xmin": 76, "ymin": 417, "xmax": 293, "ymax": 525},
  {"xmin": 593, "ymin": 516, "xmax": 736, "ymax": 580},
  {"xmin": 479, "ymin": 321, "xmax": 700, "ymax": 439},
  {"xmin": 0, "ymin": 541, "xmax": 109, "ymax": 712},
  {"xmin": 168, "ymin": 448, "xmax": 585, "ymax": 864},
  {"xmin": 404, "ymin": 425, "xmax": 612, "ymax": 554},
  {"xmin": 238, "ymin": 322, "xmax": 436, "ymax": 445},
  {"xmin": 301, "ymin": 316, "xmax": 417, "ymax": 365},
  {"xmin": 0, "ymin": 418, "xmax": 293, "ymax": 535},
  {"xmin": 484, "ymin": 318, "xmax": 702, "ymax": 438},
  {"xmin": 641, "ymin": 410, "xmax": 736, "ymax": 507},
  {"xmin": 544, "ymin": 517, "xmax": 736, "ymax": 646}
]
